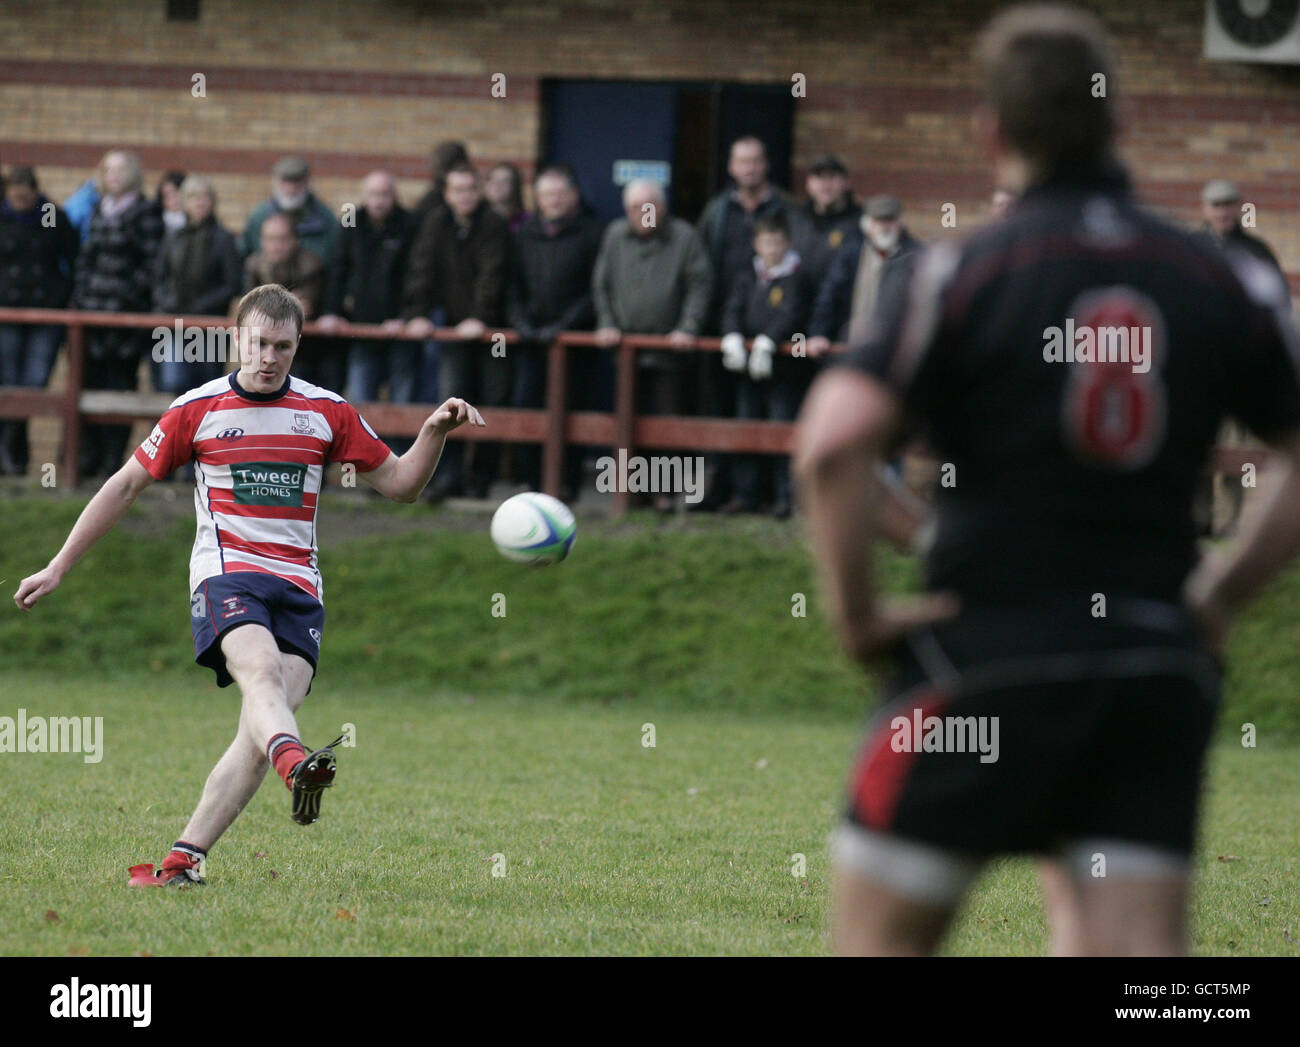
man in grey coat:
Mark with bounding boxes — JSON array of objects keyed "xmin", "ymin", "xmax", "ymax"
[
  {"xmin": 592, "ymin": 180, "xmax": 712, "ymax": 510},
  {"xmin": 593, "ymin": 179, "xmax": 712, "ymax": 418}
]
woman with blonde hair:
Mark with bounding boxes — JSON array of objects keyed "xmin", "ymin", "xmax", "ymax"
[{"xmin": 152, "ymin": 174, "xmax": 242, "ymax": 393}]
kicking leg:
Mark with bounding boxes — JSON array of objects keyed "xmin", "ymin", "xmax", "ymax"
[{"xmin": 174, "ymin": 646, "xmax": 317, "ymax": 849}]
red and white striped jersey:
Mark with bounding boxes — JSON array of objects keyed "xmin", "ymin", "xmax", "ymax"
[{"xmin": 133, "ymin": 372, "xmax": 393, "ymax": 602}]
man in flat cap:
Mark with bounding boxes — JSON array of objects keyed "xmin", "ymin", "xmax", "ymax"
[
  {"xmin": 807, "ymin": 192, "xmax": 923, "ymax": 356},
  {"xmin": 1199, "ymin": 179, "xmax": 1282, "ymax": 274},
  {"xmin": 1195, "ymin": 180, "xmax": 1287, "ymax": 537},
  {"xmin": 241, "ymin": 156, "xmax": 340, "ymax": 266}
]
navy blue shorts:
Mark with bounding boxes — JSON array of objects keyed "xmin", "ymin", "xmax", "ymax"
[{"xmin": 191, "ymin": 573, "xmax": 325, "ymax": 689}]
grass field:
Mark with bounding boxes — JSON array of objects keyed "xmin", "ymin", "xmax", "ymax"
[{"xmin": 0, "ymin": 487, "xmax": 1297, "ymax": 955}]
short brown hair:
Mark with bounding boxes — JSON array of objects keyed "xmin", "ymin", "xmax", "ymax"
[
  {"xmin": 236, "ymin": 284, "xmax": 304, "ymax": 337},
  {"xmin": 975, "ymin": 4, "xmax": 1115, "ymax": 178}
]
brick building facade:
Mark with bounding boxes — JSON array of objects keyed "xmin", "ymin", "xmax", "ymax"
[{"xmin": 0, "ymin": 0, "xmax": 1296, "ymax": 282}]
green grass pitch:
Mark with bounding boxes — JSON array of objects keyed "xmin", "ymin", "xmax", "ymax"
[{"xmin": 0, "ymin": 491, "xmax": 1296, "ymax": 955}]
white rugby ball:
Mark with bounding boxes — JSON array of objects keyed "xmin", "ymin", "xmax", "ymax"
[{"xmin": 490, "ymin": 492, "xmax": 577, "ymax": 565}]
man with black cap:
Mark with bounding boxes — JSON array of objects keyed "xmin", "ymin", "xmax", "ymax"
[
  {"xmin": 806, "ymin": 193, "xmax": 923, "ymax": 356},
  {"xmin": 1199, "ymin": 179, "xmax": 1283, "ymax": 275},
  {"xmin": 790, "ymin": 154, "xmax": 863, "ymax": 297},
  {"xmin": 241, "ymin": 156, "xmax": 340, "ymax": 266}
]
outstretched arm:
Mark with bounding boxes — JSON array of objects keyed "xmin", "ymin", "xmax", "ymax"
[
  {"xmin": 360, "ymin": 397, "xmax": 485, "ymax": 503},
  {"xmin": 14, "ymin": 457, "xmax": 156, "ymax": 610}
]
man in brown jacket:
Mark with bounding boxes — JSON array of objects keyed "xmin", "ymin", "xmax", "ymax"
[{"xmin": 244, "ymin": 212, "xmax": 335, "ymax": 387}]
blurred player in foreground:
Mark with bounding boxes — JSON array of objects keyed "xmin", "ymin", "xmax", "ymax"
[
  {"xmin": 797, "ymin": 3, "xmax": 1300, "ymax": 955},
  {"xmin": 14, "ymin": 284, "xmax": 484, "ymax": 885}
]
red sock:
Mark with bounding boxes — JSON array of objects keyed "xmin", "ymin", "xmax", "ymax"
[
  {"xmin": 267, "ymin": 733, "xmax": 307, "ymax": 789},
  {"xmin": 161, "ymin": 842, "xmax": 204, "ymax": 874}
]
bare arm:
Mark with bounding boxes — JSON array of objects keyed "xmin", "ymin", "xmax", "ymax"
[
  {"xmin": 1185, "ymin": 430, "xmax": 1300, "ymax": 650},
  {"xmin": 795, "ymin": 368, "xmax": 955, "ymax": 662},
  {"xmin": 14, "ymin": 456, "xmax": 156, "ymax": 610},
  {"xmin": 360, "ymin": 397, "xmax": 485, "ymax": 503}
]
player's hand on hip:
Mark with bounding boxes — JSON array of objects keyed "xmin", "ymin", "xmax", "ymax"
[
  {"xmin": 841, "ymin": 593, "xmax": 960, "ymax": 664},
  {"xmin": 1184, "ymin": 583, "xmax": 1230, "ymax": 659},
  {"xmin": 429, "ymin": 397, "xmax": 485, "ymax": 435},
  {"xmin": 14, "ymin": 565, "xmax": 64, "ymax": 611}
]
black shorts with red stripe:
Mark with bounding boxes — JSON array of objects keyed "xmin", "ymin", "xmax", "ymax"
[{"xmin": 845, "ymin": 597, "xmax": 1220, "ymax": 860}]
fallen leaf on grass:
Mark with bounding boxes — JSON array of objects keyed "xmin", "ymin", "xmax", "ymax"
[
  {"xmin": 68, "ymin": 946, "xmax": 88, "ymax": 956},
  {"xmin": 45, "ymin": 910, "xmax": 59, "ymax": 923},
  {"xmin": 335, "ymin": 907, "xmax": 356, "ymax": 922}
]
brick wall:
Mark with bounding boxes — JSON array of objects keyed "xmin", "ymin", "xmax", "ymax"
[{"xmin": 0, "ymin": 0, "xmax": 1297, "ymax": 278}]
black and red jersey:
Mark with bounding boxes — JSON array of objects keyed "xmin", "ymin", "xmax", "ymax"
[{"xmin": 847, "ymin": 159, "xmax": 1300, "ymax": 605}]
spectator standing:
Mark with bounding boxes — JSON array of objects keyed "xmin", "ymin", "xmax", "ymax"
[
  {"xmin": 594, "ymin": 179, "xmax": 712, "ymax": 509},
  {"xmin": 990, "ymin": 186, "xmax": 1016, "ymax": 220},
  {"xmin": 485, "ymin": 162, "xmax": 531, "ymax": 235},
  {"xmin": 719, "ymin": 212, "xmax": 812, "ymax": 517},
  {"xmin": 62, "ymin": 175, "xmax": 100, "ymax": 244},
  {"xmin": 506, "ymin": 164, "xmax": 603, "ymax": 490},
  {"xmin": 241, "ymin": 157, "xmax": 339, "ymax": 266},
  {"xmin": 1199, "ymin": 179, "xmax": 1283, "ymax": 273},
  {"xmin": 317, "ymin": 171, "xmax": 419, "ymax": 409},
  {"xmin": 696, "ymin": 136, "xmax": 791, "ymax": 506},
  {"xmin": 807, "ymin": 194, "xmax": 923, "ymax": 353},
  {"xmin": 789, "ymin": 154, "xmax": 862, "ymax": 295},
  {"xmin": 244, "ymin": 213, "xmax": 331, "ymax": 385},
  {"xmin": 413, "ymin": 140, "xmax": 470, "ymax": 225},
  {"xmin": 152, "ymin": 174, "xmax": 242, "ymax": 393},
  {"xmin": 0, "ymin": 166, "xmax": 80, "ymax": 475},
  {"xmin": 72, "ymin": 150, "xmax": 164, "ymax": 478},
  {"xmin": 404, "ymin": 163, "xmax": 509, "ymax": 499},
  {"xmin": 410, "ymin": 141, "xmax": 472, "ymax": 402},
  {"xmin": 1195, "ymin": 179, "xmax": 1285, "ymax": 537},
  {"xmin": 156, "ymin": 170, "xmax": 187, "ymax": 234}
]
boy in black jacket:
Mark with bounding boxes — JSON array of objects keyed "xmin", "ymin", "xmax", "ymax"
[{"xmin": 719, "ymin": 212, "xmax": 811, "ymax": 517}]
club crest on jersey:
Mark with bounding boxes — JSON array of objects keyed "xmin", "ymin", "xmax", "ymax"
[
  {"xmin": 220, "ymin": 596, "xmax": 247, "ymax": 620},
  {"xmin": 215, "ymin": 427, "xmax": 245, "ymax": 441},
  {"xmin": 291, "ymin": 413, "xmax": 316, "ymax": 436}
]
